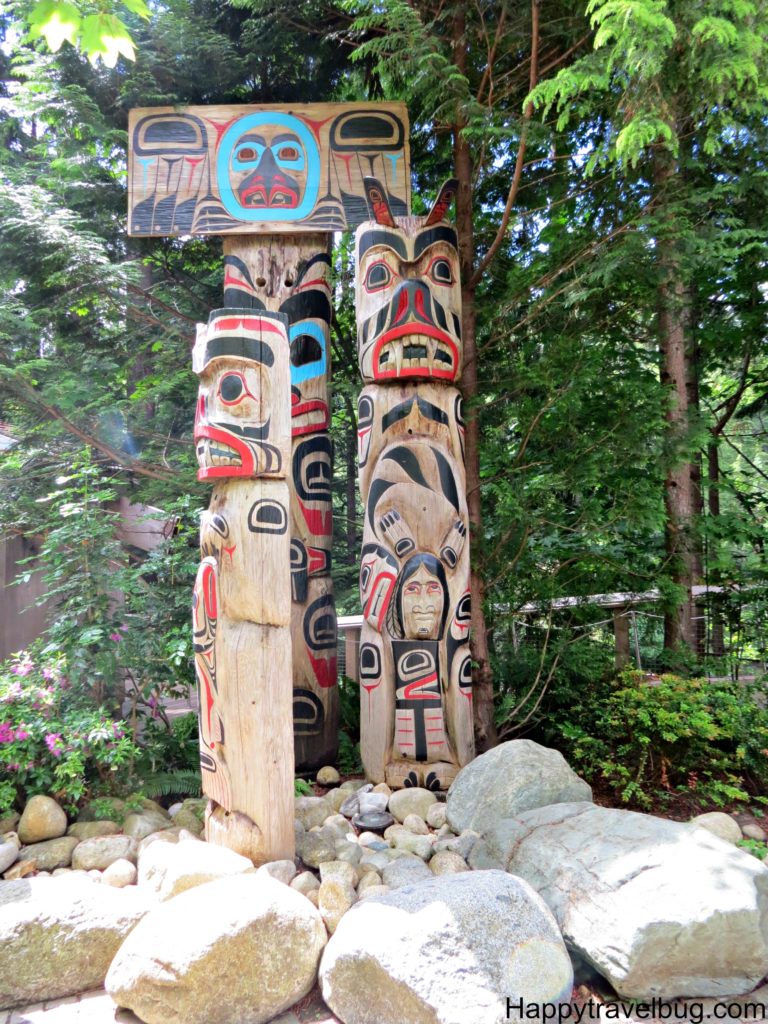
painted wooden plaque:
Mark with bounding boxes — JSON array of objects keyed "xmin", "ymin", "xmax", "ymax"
[{"xmin": 128, "ymin": 103, "xmax": 410, "ymax": 236}]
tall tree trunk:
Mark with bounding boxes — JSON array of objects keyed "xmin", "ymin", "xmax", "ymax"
[
  {"xmin": 707, "ymin": 442, "xmax": 725, "ymax": 657},
  {"xmin": 453, "ymin": 9, "xmax": 498, "ymax": 751},
  {"xmin": 654, "ymin": 150, "xmax": 698, "ymax": 658}
]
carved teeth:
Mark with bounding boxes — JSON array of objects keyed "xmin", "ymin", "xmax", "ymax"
[
  {"xmin": 426, "ymin": 337, "xmax": 437, "ymax": 368},
  {"xmin": 394, "ymin": 341, "xmax": 403, "ymax": 376}
]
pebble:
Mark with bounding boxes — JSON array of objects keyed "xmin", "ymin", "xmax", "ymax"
[
  {"xmin": 359, "ymin": 883, "xmax": 391, "ymax": 899},
  {"xmin": 429, "ymin": 850, "xmax": 470, "ymax": 876},
  {"xmin": 318, "ymin": 876, "xmax": 356, "ymax": 933},
  {"xmin": 324, "ymin": 789, "xmax": 348, "ymax": 814},
  {"xmin": 317, "ymin": 766, "xmax": 341, "ymax": 786},
  {"xmin": 291, "ymin": 870, "xmax": 321, "ymax": 896},
  {"xmin": 102, "ymin": 858, "xmax": 138, "ymax": 888},
  {"xmin": 403, "ymin": 814, "xmax": 430, "ymax": 835},
  {"xmin": 357, "ymin": 870, "xmax": 383, "ymax": 895},
  {"xmin": 256, "ymin": 859, "xmax": 298, "ymax": 886},
  {"xmin": 426, "ymin": 803, "xmax": 447, "ymax": 829}
]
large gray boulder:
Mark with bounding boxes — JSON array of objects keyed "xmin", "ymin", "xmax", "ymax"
[
  {"xmin": 478, "ymin": 801, "xmax": 768, "ymax": 998},
  {"xmin": 106, "ymin": 874, "xmax": 327, "ymax": 1024},
  {"xmin": 0, "ymin": 877, "xmax": 153, "ymax": 1008},
  {"xmin": 138, "ymin": 836, "xmax": 253, "ymax": 899},
  {"xmin": 319, "ymin": 870, "xmax": 572, "ymax": 1024},
  {"xmin": 446, "ymin": 739, "xmax": 591, "ymax": 835}
]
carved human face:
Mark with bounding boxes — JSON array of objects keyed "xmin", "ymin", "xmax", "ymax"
[
  {"xmin": 356, "ymin": 221, "xmax": 462, "ymax": 383},
  {"xmin": 401, "ymin": 564, "xmax": 444, "ymax": 640}
]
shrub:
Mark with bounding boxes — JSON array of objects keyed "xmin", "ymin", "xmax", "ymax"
[
  {"xmin": 0, "ymin": 648, "xmax": 139, "ymax": 813},
  {"xmin": 558, "ymin": 669, "xmax": 768, "ymax": 810}
]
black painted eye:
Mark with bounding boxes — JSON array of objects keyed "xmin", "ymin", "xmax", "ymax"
[
  {"xmin": 365, "ymin": 261, "xmax": 392, "ymax": 291},
  {"xmin": 291, "ymin": 334, "xmax": 323, "ymax": 367},
  {"xmin": 431, "ymin": 258, "xmax": 453, "ymax": 284},
  {"xmin": 219, "ymin": 374, "xmax": 244, "ymax": 403}
]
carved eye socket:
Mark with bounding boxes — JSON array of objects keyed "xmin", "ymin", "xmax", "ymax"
[
  {"xmin": 365, "ymin": 261, "xmax": 392, "ymax": 292},
  {"xmin": 430, "ymin": 258, "xmax": 453, "ymax": 285},
  {"xmin": 218, "ymin": 372, "xmax": 254, "ymax": 405},
  {"xmin": 237, "ymin": 147, "xmax": 257, "ymax": 161},
  {"xmin": 233, "ymin": 142, "xmax": 264, "ymax": 167},
  {"xmin": 277, "ymin": 145, "xmax": 298, "ymax": 161}
]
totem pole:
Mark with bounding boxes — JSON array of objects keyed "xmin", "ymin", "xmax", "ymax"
[
  {"xmin": 355, "ymin": 178, "xmax": 475, "ymax": 791},
  {"xmin": 127, "ymin": 103, "xmax": 410, "ymax": 857}
]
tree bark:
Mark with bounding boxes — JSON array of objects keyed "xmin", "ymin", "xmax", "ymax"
[{"xmin": 453, "ymin": 8, "xmax": 498, "ymax": 751}]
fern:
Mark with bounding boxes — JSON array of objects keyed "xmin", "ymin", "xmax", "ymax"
[{"xmin": 140, "ymin": 769, "xmax": 202, "ymax": 800}]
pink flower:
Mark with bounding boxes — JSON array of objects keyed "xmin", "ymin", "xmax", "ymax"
[
  {"xmin": 109, "ymin": 632, "xmax": 122, "ymax": 643},
  {"xmin": 44, "ymin": 733, "xmax": 63, "ymax": 758},
  {"xmin": 10, "ymin": 662, "xmax": 32, "ymax": 677},
  {"xmin": 0, "ymin": 722, "xmax": 13, "ymax": 743},
  {"xmin": 7, "ymin": 763, "xmax": 19, "ymax": 771},
  {"xmin": 13, "ymin": 729, "xmax": 29, "ymax": 741},
  {"xmin": 42, "ymin": 667, "xmax": 55, "ymax": 681}
]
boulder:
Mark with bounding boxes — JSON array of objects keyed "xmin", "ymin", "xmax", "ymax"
[
  {"xmin": 67, "ymin": 820, "xmax": 120, "ymax": 840},
  {"xmin": 446, "ymin": 739, "xmax": 591, "ymax": 835},
  {"xmin": 0, "ymin": 811, "xmax": 20, "ymax": 834},
  {"xmin": 403, "ymin": 813, "xmax": 430, "ymax": 835},
  {"xmin": 0, "ymin": 877, "xmax": 152, "ymax": 1008},
  {"xmin": 388, "ymin": 787, "xmax": 438, "ymax": 823},
  {"xmin": 171, "ymin": 808, "xmax": 204, "ymax": 835},
  {"xmin": 318, "ymin": 864, "xmax": 357, "ymax": 934},
  {"xmin": 72, "ymin": 835, "xmax": 138, "ymax": 871},
  {"xmin": 319, "ymin": 870, "xmax": 572, "ymax": 1024},
  {"xmin": 138, "ymin": 838, "xmax": 253, "ymax": 900},
  {"xmin": 294, "ymin": 796, "xmax": 332, "ymax": 830},
  {"xmin": 481, "ymin": 801, "xmax": 768, "ymax": 998},
  {"xmin": 325, "ymin": 789, "xmax": 348, "ymax": 814},
  {"xmin": 291, "ymin": 871, "xmax": 321, "ymax": 897},
  {"xmin": 317, "ymin": 766, "xmax": 340, "ymax": 786},
  {"xmin": 392, "ymin": 831, "xmax": 433, "ymax": 861},
  {"xmin": 690, "ymin": 812, "xmax": 742, "ymax": 845},
  {"xmin": 18, "ymin": 836, "xmax": 79, "ymax": 871},
  {"xmin": 106, "ymin": 874, "xmax": 327, "ymax": 1024},
  {"xmin": 17, "ymin": 795, "xmax": 67, "ymax": 844}
]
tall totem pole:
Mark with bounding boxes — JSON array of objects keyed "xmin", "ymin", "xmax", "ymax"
[
  {"xmin": 128, "ymin": 104, "xmax": 410, "ymax": 859},
  {"xmin": 355, "ymin": 179, "xmax": 475, "ymax": 791}
]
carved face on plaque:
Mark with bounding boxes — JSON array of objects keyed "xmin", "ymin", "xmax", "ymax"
[
  {"xmin": 216, "ymin": 113, "xmax": 320, "ymax": 222},
  {"xmin": 193, "ymin": 309, "xmax": 287, "ymax": 479},
  {"xmin": 356, "ymin": 179, "xmax": 462, "ymax": 384}
]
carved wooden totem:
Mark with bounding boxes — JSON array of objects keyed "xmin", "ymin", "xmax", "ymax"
[
  {"xmin": 355, "ymin": 178, "xmax": 475, "ymax": 790},
  {"xmin": 192, "ymin": 306, "xmax": 294, "ymax": 862},
  {"xmin": 222, "ymin": 235, "xmax": 338, "ymax": 771}
]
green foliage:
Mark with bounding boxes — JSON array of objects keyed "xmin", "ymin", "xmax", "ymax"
[
  {"xmin": 738, "ymin": 838, "xmax": 768, "ymax": 861},
  {"xmin": 24, "ymin": 0, "xmax": 149, "ymax": 66},
  {"xmin": 294, "ymin": 778, "xmax": 312, "ymax": 796},
  {"xmin": 557, "ymin": 670, "xmax": 768, "ymax": 809},
  {"xmin": 0, "ymin": 648, "xmax": 139, "ymax": 813}
]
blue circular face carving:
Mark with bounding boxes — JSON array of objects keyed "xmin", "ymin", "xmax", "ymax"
[{"xmin": 216, "ymin": 113, "xmax": 320, "ymax": 222}]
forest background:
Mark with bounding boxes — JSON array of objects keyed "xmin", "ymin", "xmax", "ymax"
[{"xmin": 0, "ymin": 0, "xmax": 767, "ymax": 818}]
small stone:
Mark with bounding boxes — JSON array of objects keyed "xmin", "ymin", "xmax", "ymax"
[
  {"xmin": 295, "ymin": 818, "xmax": 306, "ymax": 836},
  {"xmin": 168, "ymin": 802, "xmax": 184, "ymax": 818},
  {"xmin": 324, "ymin": 813, "xmax": 353, "ymax": 834},
  {"xmin": 358, "ymin": 831, "xmax": 384, "ymax": 847},
  {"xmin": 0, "ymin": 811, "xmax": 20, "ymax": 833},
  {"xmin": 52, "ymin": 867, "xmax": 72, "ymax": 876},
  {"xmin": 384, "ymin": 823, "xmax": 408, "ymax": 842},
  {"xmin": 429, "ymin": 850, "xmax": 470, "ymax": 876},
  {"xmin": 357, "ymin": 860, "xmax": 382, "ymax": 878},
  {"xmin": 0, "ymin": 838, "xmax": 19, "ymax": 874},
  {"xmin": 392, "ymin": 831, "xmax": 433, "ymax": 861},
  {"xmin": 357, "ymin": 871, "xmax": 383, "ymax": 895},
  {"xmin": 4, "ymin": 859, "xmax": 36, "ymax": 880},
  {"xmin": 123, "ymin": 811, "xmax": 172, "ymax": 842},
  {"xmin": 372, "ymin": 783, "xmax": 392, "ymax": 796},
  {"xmin": 324, "ymin": 789, "xmax": 348, "ymax": 814},
  {"xmin": 691, "ymin": 812, "xmax": 743, "ymax": 845},
  {"xmin": 87, "ymin": 869, "xmax": 103, "ymax": 882},
  {"xmin": 171, "ymin": 808, "xmax": 204, "ymax": 835},
  {"xmin": 67, "ymin": 820, "xmax": 120, "ymax": 840},
  {"xmin": 436, "ymin": 823, "xmax": 454, "ymax": 838},
  {"xmin": 317, "ymin": 766, "xmax": 341, "ymax": 786},
  {"xmin": 340, "ymin": 780, "xmax": 369, "ymax": 792},
  {"xmin": 295, "ymin": 796, "xmax": 332, "ymax": 830},
  {"xmin": 320, "ymin": 860, "xmax": 359, "ymax": 889},
  {"xmin": 388, "ymin": 787, "xmax": 438, "ymax": 823},
  {"xmin": 403, "ymin": 813, "xmax": 430, "ymax": 835},
  {"xmin": 138, "ymin": 828, "xmax": 183, "ymax": 855},
  {"xmin": 102, "ymin": 859, "xmax": 137, "ymax": 888},
  {"xmin": 358, "ymin": 792, "xmax": 389, "ymax": 815},
  {"xmin": 73, "ymin": 835, "xmax": 138, "ymax": 870},
  {"xmin": 178, "ymin": 828, "xmax": 202, "ymax": 843},
  {"xmin": 297, "ymin": 828, "xmax": 338, "ymax": 868},
  {"xmin": 318, "ymin": 877, "xmax": 356, "ymax": 934},
  {"xmin": 339, "ymin": 784, "xmax": 373, "ymax": 819},
  {"xmin": 334, "ymin": 842, "xmax": 363, "ymax": 867},
  {"xmin": 359, "ymin": 850, "xmax": 391, "ymax": 873},
  {"xmin": 426, "ymin": 803, "xmax": 447, "ymax": 829},
  {"xmin": 382, "ymin": 855, "xmax": 432, "ymax": 889},
  {"xmin": 256, "ymin": 859, "xmax": 298, "ymax": 886},
  {"xmin": 291, "ymin": 871, "xmax": 321, "ymax": 897},
  {"xmin": 18, "ymin": 795, "xmax": 68, "ymax": 844},
  {"xmin": 436, "ymin": 829, "xmax": 480, "ymax": 862},
  {"xmin": 18, "ymin": 836, "xmax": 79, "ymax": 871},
  {"xmin": 358, "ymin": 883, "xmax": 391, "ymax": 899},
  {"xmin": 743, "ymin": 823, "xmax": 768, "ymax": 842},
  {"xmin": 306, "ymin": 889, "xmax": 319, "ymax": 907}
]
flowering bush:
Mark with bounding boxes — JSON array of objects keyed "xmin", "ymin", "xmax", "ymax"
[{"xmin": 0, "ymin": 649, "xmax": 139, "ymax": 814}]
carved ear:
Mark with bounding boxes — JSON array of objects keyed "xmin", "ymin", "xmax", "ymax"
[
  {"xmin": 363, "ymin": 177, "xmax": 396, "ymax": 227},
  {"xmin": 425, "ymin": 178, "xmax": 458, "ymax": 226}
]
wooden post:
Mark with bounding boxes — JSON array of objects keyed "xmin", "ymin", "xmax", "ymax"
[
  {"xmin": 354, "ymin": 180, "xmax": 475, "ymax": 791},
  {"xmin": 193, "ymin": 304, "xmax": 294, "ymax": 863},
  {"xmin": 222, "ymin": 235, "xmax": 339, "ymax": 771}
]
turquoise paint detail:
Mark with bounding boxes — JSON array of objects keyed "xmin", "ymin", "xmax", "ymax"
[{"xmin": 217, "ymin": 113, "xmax": 319, "ymax": 222}]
